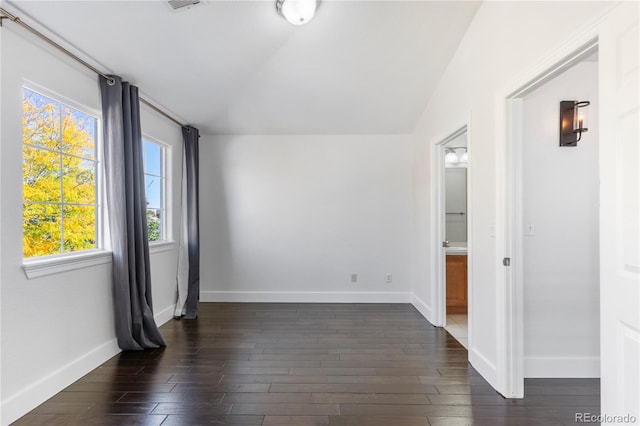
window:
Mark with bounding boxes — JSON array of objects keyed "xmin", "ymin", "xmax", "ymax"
[
  {"xmin": 22, "ymin": 87, "xmax": 98, "ymax": 258},
  {"xmin": 143, "ymin": 139, "xmax": 166, "ymax": 242}
]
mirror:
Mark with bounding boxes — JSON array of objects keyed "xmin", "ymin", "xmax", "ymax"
[{"xmin": 445, "ymin": 168, "xmax": 467, "ymax": 242}]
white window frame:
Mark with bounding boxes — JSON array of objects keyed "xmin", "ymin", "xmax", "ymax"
[
  {"xmin": 142, "ymin": 135, "xmax": 173, "ymax": 254},
  {"xmin": 21, "ymin": 82, "xmax": 111, "ymax": 279}
]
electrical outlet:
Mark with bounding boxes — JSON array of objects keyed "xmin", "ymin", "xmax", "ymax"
[
  {"xmin": 386, "ymin": 273, "xmax": 392, "ymax": 283},
  {"xmin": 351, "ymin": 273, "xmax": 358, "ymax": 283}
]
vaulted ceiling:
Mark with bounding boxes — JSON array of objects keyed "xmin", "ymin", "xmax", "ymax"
[{"xmin": 8, "ymin": 0, "xmax": 480, "ymax": 135}]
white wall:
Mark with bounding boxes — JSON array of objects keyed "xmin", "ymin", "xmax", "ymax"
[
  {"xmin": 410, "ymin": 1, "xmax": 612, "ymax": 389},
  {"xmin": 0, "ymin": 26, "xmax": 181, "ymax": 425},
  {"xmin": 522, "ymin": 62, "xmax": 599, "ymax": 377},
  {"xmin": 199, "ymin": 134, "xmax": 413, "ymax": 302}
]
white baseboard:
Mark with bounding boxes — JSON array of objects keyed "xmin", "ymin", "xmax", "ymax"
[
  {"xmin": 524, "ymin": 356, "xmax": 600, "ymax": 378},
  {"xmin": 1, "ymin": 302, "xmax": 176, "ymax": 426},
  {"xmin": 410, "ymin": 293, "xmax": 434, "ymax": 325},
  {"xmin": 200, "ymin": 291, "xmax": 413, "ymax": 304},
  {"xmin": 1, "ymin": 339, "xmax": 121, "ymax": 426},
  {"xmin": 155, "ymin": 303, "xmax": 177, "ymax": 326}
]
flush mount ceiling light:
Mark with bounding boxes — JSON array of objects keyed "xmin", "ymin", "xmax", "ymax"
[
  {"xmin": 560, "ymin": 100, "xmax": 590, "ymax": 146},
  {"xmin": 167, "ymin": 0, "xmax": 200, "ymax": 10},
  {"xmin": 276, "ymin": 0, "xmax": 317, "ymax": 26}
]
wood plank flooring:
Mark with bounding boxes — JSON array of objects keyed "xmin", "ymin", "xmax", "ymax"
[{"xmin": 13, "ymin": 303, "xmax": 599, "ymax": 425}]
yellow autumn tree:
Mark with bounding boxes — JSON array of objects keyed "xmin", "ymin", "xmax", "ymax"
[{"xmin": 22, "ymin": 89, "xmax": 97, "ymax": 258}]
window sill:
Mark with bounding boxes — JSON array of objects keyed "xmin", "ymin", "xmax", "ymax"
[
  {"xmin": 149, "ymin": 240, "xmax": 175, "ymax": 254},
  {"xmin": 23, "ymin": 250, "xmax": 112, "ymax": 280},
  {"xmin": 22, "ymin": 241, "xmax": 175, "ymax": 279}
]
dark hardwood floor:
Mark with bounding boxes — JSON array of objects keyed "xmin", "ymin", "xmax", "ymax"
[{"xmin": 13, "ymin": 303, "xmax": 599, "ymax": 425}]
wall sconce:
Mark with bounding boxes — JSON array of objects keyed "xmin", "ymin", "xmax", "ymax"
[
  {"xmin": 445, "ymin": 147, "xmax": 468, "ymax": 167},
  {"xmin": 445, "ymin": 149, "xmax": 459, "ymax": 165},
  {"xmin": 276, "ymin": 0, "xmax": 317, "ymax": 25},
  {"xmin": 458, "ymin": 148, "xmax": 468, "ymax": 163},
  {"xmin": 560, "ymin": 100, "xmax": 590, "ymax": 146}
]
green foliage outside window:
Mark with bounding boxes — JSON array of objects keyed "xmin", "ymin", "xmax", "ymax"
[
  {"xmin": 147, "ymin": 209, "xmax": 161, "ymax": 242},
  {"xmin": 143, "ymin": 140, "xmax": 165, "ymax": 242}
]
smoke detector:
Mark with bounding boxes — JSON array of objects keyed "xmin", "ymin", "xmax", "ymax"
[{"xmin": 168, "ymin": 0, "xmax": 200, "ymax": 11}]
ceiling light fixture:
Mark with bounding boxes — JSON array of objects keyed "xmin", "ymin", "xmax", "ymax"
[
  {"xmin": 276, "ymin": 0, "xmax": 317, "ymax": 26},
  {"xmin": 167, "ymin": 0, "xmax": 200, "ymax": 11}
]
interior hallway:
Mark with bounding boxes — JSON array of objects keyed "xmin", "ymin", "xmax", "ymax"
[{"xmin": 13, "ymin": 303, "xmax": 599, "ymax": 425}]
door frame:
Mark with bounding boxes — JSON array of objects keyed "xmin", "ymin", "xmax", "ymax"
[
  {"xmin": 432, "ymin": 124, "xmax": 471, "ymax": 332},
  {"xmin": 495, "ymin": 25, "xmax": 602, "ymax": 398}
]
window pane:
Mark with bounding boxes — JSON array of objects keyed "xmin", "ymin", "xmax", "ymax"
[
  {"xmin": 147, "ymin": 209, "xmax": 162, "ymax": 242},
  {"xmin": 143, "ymin": 140, "xmax": 166, "ymax": 243},
  {"xmin": 63, "ymin": 158, "xmax": 96, "ymax": 204},
  {"xmin": 22, "ymin": 88, "xmax": 61, "ymax": 151},
  {"xmin": 143, "ymin": 140, "xmax": 162, "ymax": 176},
  {"xmin": 145, "ymin": 174, "xmax": 162, "ymax": 209},
  {"xmin": 63, "ymin": 205, "xmax": 96, "ymax": 252},
  {"xmin": 23, "ymin": 145, "xmax": 61, "ymax": 203},
  {"xmin": 23, "ymin": 203, "xmax": 62, "ymax": 257},
  {"xmin": 61, "ymin": 106, "xmax": 96, "ymax": 159},
  {"xmin": 22, "ymin": 86, "xmax": 99, "ymax": 259}
]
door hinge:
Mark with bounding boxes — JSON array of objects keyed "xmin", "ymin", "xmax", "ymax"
[{"xmin": 503, "ymin": 257, "xmax": 511, "ymax": 267}]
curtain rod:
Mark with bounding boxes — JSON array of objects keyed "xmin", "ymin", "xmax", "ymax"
[
  {"xmin": 0, "ymin": 7, "xmax": 186, "ymax": 129},
  {"xmin": 140, "ymin": 98, "xmax": 184, "ymax": 128}
]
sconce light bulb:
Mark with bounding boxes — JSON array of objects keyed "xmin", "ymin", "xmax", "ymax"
[
  {"xmin": 445, "ymin": 150, "xmax": 459, "ymax": 165},
  {"xmin": 278, "ymin": 0, "xmax": 317, "ymax": 25}
]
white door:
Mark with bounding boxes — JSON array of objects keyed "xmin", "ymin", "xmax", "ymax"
[{"xmin": 599, "ymin": 2, "xmax": 640, "ymax": 422}]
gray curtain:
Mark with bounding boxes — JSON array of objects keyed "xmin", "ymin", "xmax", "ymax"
[
  {"xmin": 182, "ymin": 126, "xmax": 200, "ymax": 319},
  {"xmin": 99, "ymin": 75, "xmax": 166, "ymax": 350}
]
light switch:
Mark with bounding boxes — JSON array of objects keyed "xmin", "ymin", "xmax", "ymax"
[{"xmin": 525, "ymin": 223, "xmax": 536, "ymax": 236}]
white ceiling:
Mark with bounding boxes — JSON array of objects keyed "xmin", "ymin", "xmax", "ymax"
[{"xmin": 7, "ymin": 0, "xmax": 480, "ymax": 135}]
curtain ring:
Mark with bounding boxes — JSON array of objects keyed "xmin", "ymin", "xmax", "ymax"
[{"xmin": 107, "ymin": 76, "xmax": 116, "ymax": 86}]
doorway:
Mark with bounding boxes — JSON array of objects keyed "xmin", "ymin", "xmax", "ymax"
[
  {"xmin": 499, "ymin": 40, "xmax": 600, "ymax": 397},
  {"xmin": 433, "ymin": 126, "xmax": 471, "ymax": 349},
  {"xmin": 443, "ymin": 135, "xmax": 469, "ymax": 348},
  {"xmin": 520, "ymin": 54, "xmax": 600, "ymax": 379}
]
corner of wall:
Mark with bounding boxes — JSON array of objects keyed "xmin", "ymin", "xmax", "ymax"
[{"xmin": 410, "ymin": 293, "xmax": 434, "ymax": 326}]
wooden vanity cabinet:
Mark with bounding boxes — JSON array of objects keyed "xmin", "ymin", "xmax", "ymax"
[{"xmin": 446, "ymin": 254, "xmax": 467, "ymax": 314}]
